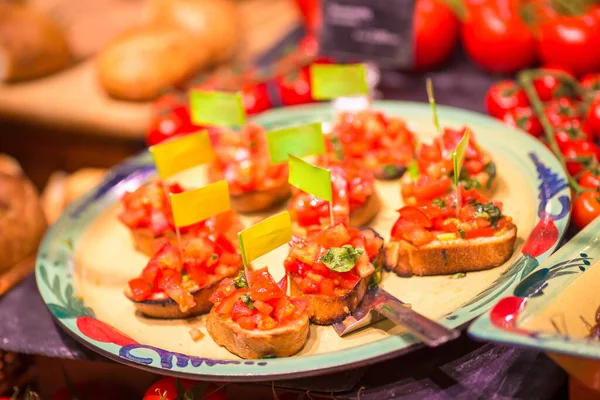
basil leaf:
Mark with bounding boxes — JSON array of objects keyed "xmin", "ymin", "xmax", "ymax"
[
  {"xmin": 472, "ymin": 202, "xmax": 503, "ymax": 228},
  {"xmin": 233, "ymin": 270, "xmax": 248, "ymax": 289},
  {"xmin": 319, "ymin": 245, "xmax": 364, "ymax": 272},
  {"xmin": 432, "ymin": 197, "xmax": 446, "ymax": 208},
  {"xmin": 484, "ymin": 161, "xmax": 497, "ymax": 189},
  {"xmin": 407, "ymin": 161, "xmax": 420, "ymax": 180},
  {"xmin": 240, "ymin": 293, "xmax": 254, "ymax": 309}
]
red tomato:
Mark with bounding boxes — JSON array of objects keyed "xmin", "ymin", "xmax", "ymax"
[
  {"xmin": 128, "ymin": 278, "xmax": 153, "ymax": 301},
  {"xmin": 544, "ymin": 97, "xmax": 582, "ymax": 126},
  {"xmin": 413, "ymin": 0, "xmax": 460, "ymax": 70},
  {"xmin": 501, "ymin": 106, "xmax": 543, "ymax": 138},
  {"xmin": 276, "ymin": 66, "xmax": 314, "ymax": 106},
  {"xmin": 537, "ymin": 6, "xmax": 600, "ymax": 76},
  {"xmin": 294, "ymin": 0, "xmax": 321, "ymax": 34},
  {"xmin": 573, "ymin": 191, "xmax": 600, "ymax": 229},
  {"xmin": 146, "ymin": 106, "xmax": 197, "ymax": 146},
  {"xmin": 240, "ymin": 82, "xmax": 272, "ymax": 115},
  {"xmin": 579, "ymin": 171, "xmax": 600, "ymax": 190},
  {"xmin": 580, "ymin": 73, "xmax": 600, "ymax": 99},
  {"xmin": 485, "ymin": 80, "xmax": 530, "ymax": 119},
  {"xmin": 143, "ymin": 377, "xmax": 227, "ymax": 400},
  {"xmin": 585, "ymin": 99, "xmax": 600, "ymax": 139},
  {"xmin": 398, "ymin": 206, "xmax": 433, "ymax": 227},
  {"xmin": 464, "ymin": 227, "xmax": 496, "ymax": 239},
  {"xmin": 413, "ymin": 176, "xmax": 453, "ymax": 202},
  {"xmin": 249, "ymin": 269, "xmax": 285, "ymax": 301},
  {"xmin": 561, "ymin": 140, "xmax": 600, "ymax": 175},
  {"xmin": 533, "ymin": 69, "xmax": 573, "ymax": 102},
  {"xmin": 461, "ymin": 1, "xmax": 536, "ymax": 73}
]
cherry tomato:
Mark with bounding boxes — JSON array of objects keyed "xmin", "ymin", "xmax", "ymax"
[
  {"xmin": 485, "ymin": 80, "xmax": 530, "ymax": 119},
  {"xmin": 275, "ymin": 66, "xmax": 314, "ymax": 106},
  {"xmin": 146, "ymin": 106, "xmax": 197, "ymax": 146},
  {"xmin": 461, "ymin": 1, "xmax": 537, "ymax": 73},
  {"xmin": 578, "ymin": 170, "xmax": 600, "ymax": 190},
  {"xmin": 554, "ymin": 119, "xmax": 589, "ymax": 151},
  {"xmin": 585, "ymin": 99, "xmax": 600, "ymax": 140},
  {"xmin": 51, "ymin": 383, "xmax": 132, "ymax": 400},
  {"xmin": 143, "ymin": 378, "xmax": 227, "ymax": 400},
  {"xmin": 240, "ymin": 82, "xmax": 272, "ymax": 115},
  {"xmin": 533, "ymin": 68, "xmax": 575, "ymax": 101},
  {"xmin": 544, "ymin": 97, "xmax": 582, "ymax": 126},
  {"xmin": 294, "ymin": 0, "xmax": 321, "ymax": 34},
  {"xmin": 501, "ymin": 106, "xmax": 543, "ymax": 138},
  {"xmin": 561, "ymin": 140, "xmax": 600, "ymax": 176},
  {"xmin": 580, "ymin": 73, "xmax": 600, "ymax": 99},
  {"xmin": 573, "ymin": 191, "xmax": 600, "ymax": 229},
  {"xmin": 413, "ymin": 0, "xmax": 460, "ymax": 70},
  {"xmin": 537, "ymin": 6, "xmax": 600, "ymax": 76}
]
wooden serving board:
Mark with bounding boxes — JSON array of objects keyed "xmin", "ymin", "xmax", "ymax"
[{"xmin": 0, "ymin": 0, "xmax": 299, "ymax": 140}]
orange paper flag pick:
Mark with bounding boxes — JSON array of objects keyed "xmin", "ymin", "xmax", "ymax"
[
  {"xmin": 170, "ymin": 180, "xmax": 230, "ymax": 227},
  {"xmin": 149, "ymin": 131, "xmax": 215, "ymax": 180},
  {"xmin": 238, "ymin": 211, "xmax": 292, "ymax": 266}
]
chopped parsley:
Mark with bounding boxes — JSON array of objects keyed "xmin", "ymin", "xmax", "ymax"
[
  {"xmin": 457, "ymin": 229, "xmax": 466, "ymax": 239},
  {"xmin": 319, "ymin": 245, "xmax": 364, "ymax": 272},
  {"xmin": 432, "ymin": 197, "xmax": 447, "ymax": 208},
  {"xmin": 461, "ymin": 178, "xmax": 482, "ymax": 190},
  {"xmin": 370, "ymin": 259, "xmax": 383, "ymax": 288},
  {"xmin": 472, "ymin": 202, "xmax": 503, "ymax": 228},
  {"xmin": 407, "ymin": 161, "xmax": 420, "ymax": 180},
  {"xmin": 240, "ymin": 293, "xmax": 254, "ymax": 309},
  {"xmin": 331, "ymin": 136, "xmax": 345, "ymax": 161},
  {"xmin": 209, "ymin": 253, "xmax": 218, "ymax": 261},
  {"xmin": 382, "ymin": 164, "xmax": 406, "ymax": 179},
  {"xmin": 233, "ymin": 270, "xmax": 248, "ymax": 289}
]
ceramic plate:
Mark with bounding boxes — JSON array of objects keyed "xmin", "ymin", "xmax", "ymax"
[
  {"xmin": 469, "ymin": 217, "xmax": 600, "ymax": 389},
  {"xmin": 36, "ymin": 101, "xmax": 571, "ymax": 381}
]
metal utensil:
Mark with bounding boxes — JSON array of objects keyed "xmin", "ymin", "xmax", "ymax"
[{"xmin": 332, "ymin": 286, "xmax": 460, "ymax": 347}]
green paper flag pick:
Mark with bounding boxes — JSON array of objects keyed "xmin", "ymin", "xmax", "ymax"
[
  {"xmin": 288, "ymin": 155, "xmax": 332, "ymax": 202},
  {"xmin": 452, "ymin": 128, "xmax": 470, "ymax": 188},
  {"xmin": 266, "ymin": 122, "xmax": 326, "ymax": 164},
  {"xmin": 310, "ymin": 64, "xmax": 369, "ymax": 100},
  {"xmin": 426, "ymin": 78, "xmax": 441, "ymax": 133},
  {"xmin": 238, "ymin": 211, "xmax": 292, "ymax": 266},
  {"xmin": 189, "ymin": 90, "xmax": 246, "ymax": 127}
]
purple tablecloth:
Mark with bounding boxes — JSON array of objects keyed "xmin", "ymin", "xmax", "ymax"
[{"xmin": 0, "ymin": 27, "xmax": 567, "ymax": 398}]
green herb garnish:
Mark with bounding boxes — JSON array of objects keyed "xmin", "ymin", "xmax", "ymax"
[
  {"xmin": 233, "ymin": 270, "xmax": 248, "ymax": 289},
  {"xmin": 457, "ymin": 229, "xmax": 466, "ymax": 239},
  {"xmin": 370, "ymin": 259, "xmax": 383, "ymax": 288},
  {"xmin": 209, "ymin": 253, "xmax": 219, "ymax": 261},
  {"xmin": 461, "ymin": 178, "xmax": 482, "ymax": 190},
  {"xmin": 432, "ymin": 198, "xmax": 447, "ymax": 208},
  {"xmin": 319, "ymin": 245, "xmax": 364, "ymax": 272},
  {"xmin": 484, "ymin": 161, "xmax": 497, "ymax": 189},
  {"xmin": 331, "ymin": 135, "xmax": 345, "ymax": 161},
  {"xmin": 407, "ymin": 161, "xmax": 420, "ymax": 180},
  {"xmin": 472, "ymin": 202, "xmax": 503, "ymax": 228},
  {"xmin": 240, "ymin": 293, "xmax": 254, "ymax": 309},
  {"xmin": 381, "ymin": 164, "xmax": 405, "ymax": 179}
]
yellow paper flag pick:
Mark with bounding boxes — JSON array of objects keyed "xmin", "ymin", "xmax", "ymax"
[
  {"xmin": 288, "ymin": 155, "xmax": 332, "ymax": 202},
  {"xmin": 149, "ymin": 131, "xmax": 215, "ymax": 180},
  {"xmin": 266, "ymin": 122, "xmax": 326, "ymax": 164},
  {"xmin": 310, "ymin": 63, "xmax": 369, "ymax": 100},
  {"xmin": 189, "ymin": 90, "xmax": 246, "ymax": 127},
  {"xmin": 170, "ymin": 180, "xmax": 230, "ymax": 227},
  {"xmin": 238, "ymin": 211, "xmax": 292, "ymax": 266}
]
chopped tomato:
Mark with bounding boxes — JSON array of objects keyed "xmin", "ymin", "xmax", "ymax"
[
  {"xmin": 291, "ymin": 298, "xmax": 309, "ymax": 315},
  {"xmin": 236, "ymin": 316, "xmax": 257, "ymax": 330},
  {"xmin": 273, "ymin": 297, "xmax": 296, "ymax": 323},
  {"xmin": 231, "ymin": 300, "xmax": 256, "ymax": 321},
  {"xmin": 257, "ymin": 315, "xmax": 278, "ymax": 330},
  {"xmin": 319, "ymin": 279, "xmax": 336, "ymax": 297},
  {"xmin": 249, "ymin": 268, "xmax": 285, "ymax": 301},
  {"xmin": 355, "ymin": 252, "xmax": 375, "ymax": 278},
  {"xmin": 128, "ymin": 278, "xmax": 153, "ymax": 301},
  {"xmin": 316, "ymin": 224, "xmax": 352, "ymax": 248},
  {"xmin": 277, "ymin": 275, "xmax": 288, "ymax": 293},
  {"xmin": 464, "ymin": 227, "xmax": 496, "ymax": 239},
  {"xmin": 253, "ymin": 300, "xmax": 274, "ymax": 315},
  {"xmin": 298, "ymin": 277, "xmax": 319, "ymax": 293},
  {"xmin": 398, "ymin": 206, "xmax": 433, "ymax": 227}
]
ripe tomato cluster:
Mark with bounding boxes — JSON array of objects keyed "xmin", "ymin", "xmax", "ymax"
[{"xmin": 486, "ymin": 68, "xmax": 600, "ymax": 229}]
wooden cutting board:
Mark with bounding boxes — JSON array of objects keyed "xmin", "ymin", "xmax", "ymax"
[{"xmin": 0, "ymin": 0, "xmax": 299, "ymax": 140}]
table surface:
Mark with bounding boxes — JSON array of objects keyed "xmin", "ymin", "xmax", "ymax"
[{"xmin": 0, "ymin": 28, "xmax": 569, "ymax": 399}]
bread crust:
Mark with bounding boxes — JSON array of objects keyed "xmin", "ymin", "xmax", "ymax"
[
  {"xmin": 384, "ymin": 224, "xmax": 517, "ymax": 277},
  {"xmin": 125, "ymin": 269, "xmax": 239, "ymax": 319},
  {"xmin": 229, "ymin": 182, "xmax": 291, "ymax": 213},
  {"xmin": 291, "ymin": 192, "xmax": 381, "ymax": 237},
  {"xmin": 206, "ymin": 308, "xmax": 309, "ymax": 359},
  {"xmin": 129, "ymin": 227, "xmax": 158, "ymax": 257}
]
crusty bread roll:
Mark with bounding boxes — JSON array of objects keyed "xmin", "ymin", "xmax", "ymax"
[
  {"xmin": 0, "ymin": 154, "xmax": 47, "ymax": 271},
  {"xmin": 0, "ymin": 3, "xmax": 72, "ymax": 82}
]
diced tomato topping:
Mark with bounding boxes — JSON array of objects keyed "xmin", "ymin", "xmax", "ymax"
[
  {"xmin": 277, "ymin": 275, "xmax": 288, "ymax": 293},
  {"xmin": 398, "ymin": 206, "xmax": 433, "ymax": 227},
  {"xmin": 231, "ymin": 300, "xmax": 256, "ymax": 321},
  {"xmin": 464, "ymin": 227, "xmax": 496, "ymax": 239},
  {"xmin": 253, "ymin": 300, "xmax": 274, "ymax": 315},
  {"xmin": 236, "ymin": 316, "xmax": 257, "ymax": 330},
  {"xmin": 319, "ymin": 279, "xmax": 336, "ymax": 297},
  {"xmin": 128, "ymin": 278, "xmax": 153, "ymax": 301}
]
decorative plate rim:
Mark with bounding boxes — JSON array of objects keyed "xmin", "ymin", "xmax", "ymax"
[{"xmin": 35, "ymin": 100, "xmax": 572, "ymax": 381}]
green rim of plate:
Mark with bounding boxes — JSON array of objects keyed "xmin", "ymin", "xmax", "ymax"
[{"xmin": 35, "ymin": 101, "xmax": 571, "ymax": 381}]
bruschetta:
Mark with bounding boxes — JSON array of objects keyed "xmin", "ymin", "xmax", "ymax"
[
  {"xmin": 288, "ymin": 159, "xmax": 381, "ymax": 237},
  {"xmin": 208, "ymin": 122, "xmax": 290, "ymax": 213},
  {"xmin": 400, "ymin": 127, "xmax": 497, "ymax": 205},
  {"xmin": 284, "ymin": 224, "xmax": 384, "ymax": 325},
  {"xmin": 330, "ymin": 110, "xmax": 416, "ymax": 180},
  {"xmin": 385, "ymin": 186, "xmax": 517, "ymax": 277},
  {"xmin": 118, "ymin": 181, "xmax": 243, "ymax": 256},
  {"xmin": 207, "ymin": 268, "xmax": 309, "ymax": 359},
  {"xmin": 125, "ymin": 233, "xmax": 243, "ymax": 318}
]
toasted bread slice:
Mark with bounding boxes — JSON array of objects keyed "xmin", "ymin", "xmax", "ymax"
[
  {"xmin": 384, "ymin": 224, "xmax": 517, "ymax": 277},
  {"xmin": 289, "ymin": 228, "xmax": 384, "ymax": 325},
  {"xmin": 291, "ymin": 192, "xmax": 382, "ymax": 237},
  {"xmin": 229, "ymin": 182, "xmax": 291, "ymax": 213},
  {"xmin": 129, "ymin": 227, "xmax": 158, "ymax": 257},
  {"xmin": 206, "ymin": 308, "xmax": 309, "ymax": 359},
  {"xmin": 125, "ymin": 269, "xmax": 239, "ymax": 319}
]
